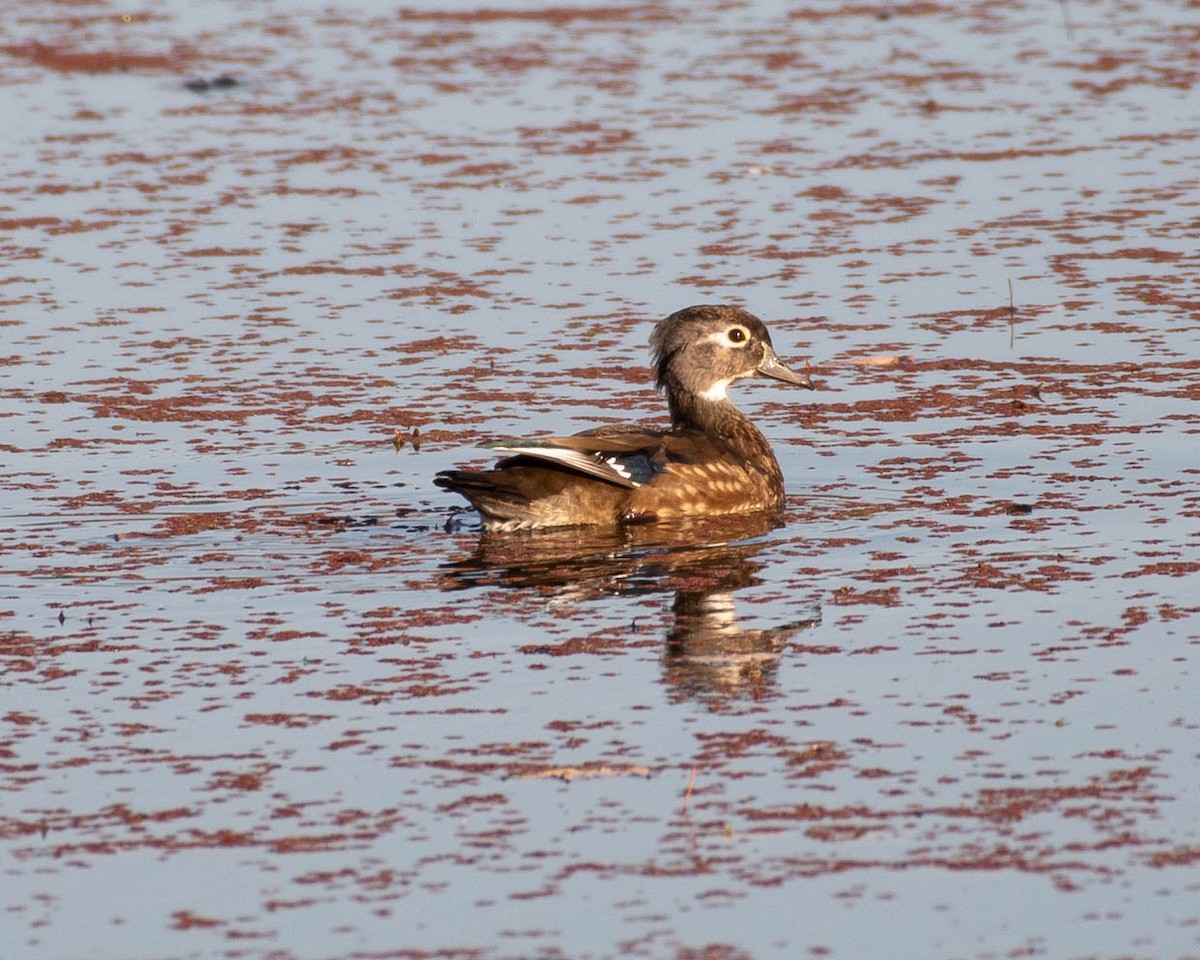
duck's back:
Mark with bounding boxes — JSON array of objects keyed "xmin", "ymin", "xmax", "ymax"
[{"xmin": 436, "ymin": 419, "xmax": 784, "ymax": 531}]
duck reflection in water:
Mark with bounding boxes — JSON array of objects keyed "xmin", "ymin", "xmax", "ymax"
[{"xmin": 438, "ymin": 513, "xmax": 820, "ymax": 707}]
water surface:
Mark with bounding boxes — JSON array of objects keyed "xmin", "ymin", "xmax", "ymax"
[{"xmin": 2, "ymin": 1, "xmax": 1199, "ymax": 958}]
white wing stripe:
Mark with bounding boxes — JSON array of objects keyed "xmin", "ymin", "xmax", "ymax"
[{"xmin": 488, "ymin": 445, "xmax": 639, "ymax": 489}]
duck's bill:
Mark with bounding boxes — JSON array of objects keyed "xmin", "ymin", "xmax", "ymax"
[{"xmin": 757, "ymin": 352, "xmax": 814, "ymax": 389}]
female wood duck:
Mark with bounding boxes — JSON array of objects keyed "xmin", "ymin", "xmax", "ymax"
[{"xmin": 435, "ymin": 304, "xmax": 814, "ymax": 531}]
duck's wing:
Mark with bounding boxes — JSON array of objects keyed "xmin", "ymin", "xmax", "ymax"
[{"xmin": 482, "ymin": 427, "xmax": 690, "ymax": 489}]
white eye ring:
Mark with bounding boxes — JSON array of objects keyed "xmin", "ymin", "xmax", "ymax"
[{"xmin": 725, "ymin": 326, "xmax": 750, "ymax": 346}]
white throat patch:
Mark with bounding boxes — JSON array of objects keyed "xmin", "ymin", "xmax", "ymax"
[{"xmin": 699, "ymin": 377, "xmax": 733, "ymax": 402}]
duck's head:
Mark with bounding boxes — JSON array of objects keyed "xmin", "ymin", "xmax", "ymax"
[{"xmin": 650, "ymin": 305, "xmax": 813, "ymax": 407}]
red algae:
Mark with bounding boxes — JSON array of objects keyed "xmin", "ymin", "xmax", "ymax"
[{"xmin": 4, "ymin": 42, "xmax": 194, "ymax": 74}]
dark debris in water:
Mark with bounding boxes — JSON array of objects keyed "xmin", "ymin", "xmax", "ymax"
[{"xmin": 183, "ymin": 74, "xmax": 239, "ymax": 93}]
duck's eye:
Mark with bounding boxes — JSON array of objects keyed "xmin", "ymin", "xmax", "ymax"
[{"xmin": 727, "ymin": 326, "xmax": 748, "ymax": 344}]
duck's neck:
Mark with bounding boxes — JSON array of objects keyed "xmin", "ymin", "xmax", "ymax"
[
  {"xmin": 666, "ymin": 386, "xmax": 785, "ymax": 506},
  {"xmin": 668, "ymin": 390, "xmax": 769, "ymax": 450}
]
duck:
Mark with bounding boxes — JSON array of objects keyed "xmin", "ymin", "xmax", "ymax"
[{"xmin": 434, "ymin": 304, "xmax": 814, "ymax": 531}]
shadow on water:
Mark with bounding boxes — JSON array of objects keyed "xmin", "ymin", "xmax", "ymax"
[{"xmin": 438, "ymin": 512, "xmax": 821, "ymax": 707}]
